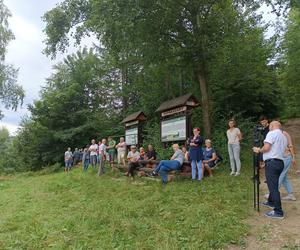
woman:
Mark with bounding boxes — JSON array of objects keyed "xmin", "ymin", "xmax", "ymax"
[
  {"xmin": 226, "ymin": 119, "xmax": 242, "ymax": 176},
  {"xmin": 203, "ymin": 139, "xmax": 217, "ymax": 177},
  {"xmin": 187, "ymin": 127, "xmax": 204, "ymax": 181}
]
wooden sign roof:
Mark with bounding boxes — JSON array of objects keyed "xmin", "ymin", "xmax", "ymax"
[
  {"xmin": 121, "ymin": 111, "xmax": 147, "ymax": 124},
  {"xmin": 155, "ymin": 93, "xmax": 199, "ymax": 113}
]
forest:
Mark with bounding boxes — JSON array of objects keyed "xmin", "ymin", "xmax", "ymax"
[{"xmin": 0, "ymin": 0, "xmax": 299, "ymax": 173}]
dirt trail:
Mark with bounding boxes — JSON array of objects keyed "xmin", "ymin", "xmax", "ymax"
[{"xmin": 230, "ymin": 118, "xmax": 300, "ymax": 250}]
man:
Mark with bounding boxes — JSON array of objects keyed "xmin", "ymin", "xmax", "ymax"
[
  {"xmin": 98, "ymin": 139, "xmax": 107, "ymax": 176},
  {"xmin": 126, "ymin": 145, "xmax": 140, "ymax": 177},
  {"xmin": 89, "ymin": 139, "xmax": 98, "ymax": 170},
  {"xmin": 64, "ymin": 147, "xmax": 73, "ymax": 172},
  {"xmin": 107, "ymin": 136, "xmax": 116, "ymax": 169},
  {"xmin": 259, "ymin": 115, "xmax": 270, "ymax": 140},
  {"xmin": 253, "ymin": 121, "xmax": 287, "ymax": 219},
  {"xmin": 73, "ymin": 148, "xmax": 81, "ymax": 166},
  {"xmin": 116, "ymin": 137, "xmax": 127, "ymax": 167},
  {"xmin": 152, "ymin": 144, "xmax": 184, "ymax": 185},
  {"xmin": 146, "ymin": 144, "xmax": 157, "ymax": 160}
]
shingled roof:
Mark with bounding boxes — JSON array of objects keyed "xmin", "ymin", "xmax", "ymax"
[
  {"xmin": 121, "ymin": 111, "xmax": 147, "ymax": 124},
  {"xmin": 155, "ymin": 93, "xmax": 199, "ymax": 113}
]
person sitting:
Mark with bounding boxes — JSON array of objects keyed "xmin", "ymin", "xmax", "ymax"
[
  {"xmin": 139, "ymin": 147, "xmax": 147, "ymax": 160},
  {"xmin": 152, "ymin": 144, "xmax": 184, "ymax": 185},
  {"xmin": 126, "ymin": 146, "xmax": 141, "ymax": 177},
  {"xmin": 146, "ymin": 144, "xmax": 157, "ymax": 160},
  {"xmin": 203, "ymin": 139, "xmax": 217, "ymax": 177},
  {"xmin": 181, "ymin": 146, "xmax": 189, "ymax": 161}
]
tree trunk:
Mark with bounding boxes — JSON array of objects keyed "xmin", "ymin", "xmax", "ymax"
[
  {"xmin": 121, "ymin": 64, "xmax": 128, "ymax": 114},
  {"xmin": 197, "ymin": 67, "xmax": 211, "ymax": 138}
]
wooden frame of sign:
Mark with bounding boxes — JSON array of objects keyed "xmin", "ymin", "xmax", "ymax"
[
  {"xmin": 155, "ymin": 93, "xmax": 199, "ymax": 147},
  {"xmin": 121, "ymin": 111, "xmax": 147, "ymax": 147}
]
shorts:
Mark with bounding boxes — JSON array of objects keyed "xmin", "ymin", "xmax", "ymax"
[
  {"xmin": 117, "ymin": 152, "xmax": 126, "ymax": 164},
  {"xmin": 65, "ymin": 161, "xmax": 72, "ymax": 168}
]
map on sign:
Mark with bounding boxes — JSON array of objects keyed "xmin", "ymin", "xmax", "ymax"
[
  {"xmin": 125, "ymin": 127, "xmax": 138, "ymax": 145},
  {"xmin": 161, "ymin": 116, "xmax": 186, "ymax": 142}
]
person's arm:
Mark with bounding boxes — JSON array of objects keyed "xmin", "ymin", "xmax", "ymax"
[
  {"xmin": 284, "ymin": 131, "xmax": 296, "ymax": 166},
  {"xmin": 253, "ymin": 142, "xmax": 271, "ymax": 154}
]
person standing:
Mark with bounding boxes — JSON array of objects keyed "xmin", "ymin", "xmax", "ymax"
[
  {"xmin": 73, "ymin": 148, "xmax": 80, "ymax": 166},
  {"xmin": 107, "ymin": 136, "xmax": 116, "ymax": 169},
  {"xmin": 187, "ymin": 127, "xmax": 204, "ymax": 181},
  {"xmin": 98, "ymin": 139, "xmax": 107, "ymax": 176},
  {"xmin": 253, "ymin": 121, "xmax": 287, "ymax": 219},
  {"xmin": 227, "ymin": 119, "xmax": 242, "ymax": 176},
  {"xmin": 116, "ymin": 137, "xmax": 127, "ymax": 167},
  {"xmin": 82, "ymin": 148, "xmax": 90, "ymax": 172},
  {"xmin": 64, "ymin": 147, "xmax": 73, "ymax": 172},
  {"xmin": 280, "ymin": 130, "xmax": 297, "ymax": 201},
  {"xmin": 89, "ymin": 139, "xmax": 98, "ymax": 170}
]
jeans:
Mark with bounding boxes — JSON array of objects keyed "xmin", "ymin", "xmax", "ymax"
[
  {"xmin": 228, "ymin": 144, "xmax": 241, "ymax": 173},
  {"xmin": 279, "ymin": 155, "xmax": 293, "ymax": 194},
  {"xmin": 83, "ymin": 160, "xmax": 89, "ymax": 171},
  {"xmin": 65, "ymin": 161, "xmax": 72, "ymax": 169},
  {"xmin": 191, "ymin": 160, "xmax": 203, "ymax": 180},
  {"xmin": 90, "ymin": 155, "xmax": 97, "ymax": 169},
  {"xmin": 265, "ymin": 159, "xmax": 284, "ymax": 215},
  {"xmin": 155, "ymin": 160, "xmax": 181, "ymax": 184}
]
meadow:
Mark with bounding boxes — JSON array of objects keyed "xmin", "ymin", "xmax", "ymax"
[{"xmin": 0, "ymin": 162, "xmax": 253, "ymax": 249}]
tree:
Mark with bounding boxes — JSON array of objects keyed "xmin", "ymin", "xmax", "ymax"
[
  {"xmin": 278, "ymin": 8, "xmax": 300, "ymax": 117},
  {"xmin": 0, "ymin": 0, "xmax": 24, "ymax": 115}
]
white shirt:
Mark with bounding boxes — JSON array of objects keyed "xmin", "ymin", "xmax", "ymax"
[
  {"xmin": 89, "ymin": 144, "xmax": 98, "ymax": 156},
  {"xmin": 263, "ymin": 129, "xmax": 287, "ymax": 161},
  {"xmin": 99, "ymin": 143, "xmax": 107, "ymax": 155},
  {"xmin": 227, "ymin": 128, "xmax": 241, "ymax": 144},
  {"xmin": 117, "ymin": 142, "xmax": 127, "ymax": 154}
]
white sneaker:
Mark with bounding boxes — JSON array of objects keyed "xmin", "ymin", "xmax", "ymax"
[
  {"xmin": 235, "ymin": 172, "xmax": 240, "ymax": 176},
  {"xmin": 282, "ymin": 194, "xmax": 296, "ymax": 201},
  {"xmin": 264, "ymin": 193, "xmax": 269, "ymax": 199},
  {"xmin": 230, "ymin": 172, "xmax": 235, "ymax": 176}
]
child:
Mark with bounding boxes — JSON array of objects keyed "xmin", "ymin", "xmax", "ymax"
[
  {"xmin": 182, "ymin": 146, "xmax": 189, "ymax": 161},
  {"xmin": 139, "ymin": 147, "xmax": 147, "ymax": 161},
  {"xmin": 82, "ymin": 148, "xmax": 90, "ymax": 172}
]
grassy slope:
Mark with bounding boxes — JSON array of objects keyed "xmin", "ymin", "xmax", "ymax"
[{"xmin": 0, "ymin": 161, "xmax": 253, "ymax": 249}]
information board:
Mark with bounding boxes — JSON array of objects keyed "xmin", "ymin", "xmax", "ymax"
[
  {"xmin": 161, "ymin": 116, "xmax": 186, "ymax": 142},
  {"xmin": 125, "ymin": 127, "xmax": 138, "ymax": 145}
]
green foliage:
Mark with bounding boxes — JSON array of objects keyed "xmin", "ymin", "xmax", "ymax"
[
  {"xmin": 0, "ymin": 166, "xmax": 252, "ymax": 249},
  {"xmin": 0, "ymin": 0, "xmax": 24, "ymax": 113},
  {"xmin": 279, "ymin": 8, "xmax": 300, "ymax": 118}
]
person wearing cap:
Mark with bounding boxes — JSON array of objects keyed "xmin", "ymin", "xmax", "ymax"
[
  {"xmin": 253, "ymin": 121, "xmax": 287, "ymax": 219},
  {"xmin": 126, "ymin": 145, "xmax": 141, "ymax": 177},
  {"xmin": 203, "ymin": 139, "xmax": 217, "ymax": 177}
]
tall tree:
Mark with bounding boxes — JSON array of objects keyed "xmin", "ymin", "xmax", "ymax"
[{"xmin": 0, "ymin": 0, "xmax": 24, "ymax": 114}]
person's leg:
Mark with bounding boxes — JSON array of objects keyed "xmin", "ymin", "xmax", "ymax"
[
  {"xmin": 196, "ymin": 160, "xmax": 203, "ymax": 180},
  {"xmin": 228, "ymin": 144, "xmax": 236, "ymax": 174},
  {"xmin": 158, "ymin": 160, "xmax": 180, "ymax": 184},
  {"xmin": 204, "ymin": 163, "xmax": 213, "ymax": 177},
  {"xmin": 232, "ymin": 144, "xmax": 241, "ymax": 174},
  {"xmin": 280, "ymin": 155, "xmax": 293, "ymax": 194},
  {"xmin": 154, "ymin": 161, "xmax": 165, "ymax": 174},
  {"xmin": 122, "ymin": 153, "xmax": 126, "ymax": 167},
  {"xmin": 191, "ymin": 160, "xmax": 197, "ymax": 180},
  {"xmin": 266, "ymin": 160, "xmax": 284, "ymax": 215}
]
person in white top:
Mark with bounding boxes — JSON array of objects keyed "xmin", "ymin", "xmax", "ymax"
[
  {"xmin": 116, "ymin": 137, "xmax": 127, "ymax": 167},
  {"xmin": 253, "ymin": 121, "xmax": 287, "ymax": 219},
  {"xmin": 226, "ymin": 119, "xmax": 242, "ymax": 176},
  {"xmin": 98, "ymin": 139, "xmax": 107, "ymax": 176},
  {"xmin": 89, "ymin": 139, "xmax": 98, "ymax": 170}
]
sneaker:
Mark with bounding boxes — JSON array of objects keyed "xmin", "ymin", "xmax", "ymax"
[
  {"xmin": 282, "ymin": 194, "xmax": 296, "ymax": 201},
  {"xmin": 264, "ymin": 210, "xmax": 284, "ymax": 219},
  {"xmin": 261, "ymin": 201, "xmax": 275, "ymax": 209},
  {"xmin": 264, "ymin": 193, "xmax": 269, "ymax": 199},
  {"xmin": 235, "ymin": 172, "xmax": 240, "ymax": 176},
  {"xmin": 230, "ymin": 172, "xmax": 235, "ymax": 176}
]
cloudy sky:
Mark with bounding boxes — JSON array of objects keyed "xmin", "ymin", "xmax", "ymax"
[{"xmin": 0, "ymin": 1, "xmax": 277, "ymax": 135}]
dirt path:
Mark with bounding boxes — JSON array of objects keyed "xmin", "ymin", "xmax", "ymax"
[{"xmin": 230, "ymin": 118, "xmax": 300, "ymax": 250}]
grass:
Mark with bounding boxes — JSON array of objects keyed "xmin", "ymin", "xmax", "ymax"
[{"xmin": 0, "ymin": 160, "xmax": 253, "ymax": 249}]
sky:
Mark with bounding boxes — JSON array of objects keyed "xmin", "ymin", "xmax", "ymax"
[{"xmin": 0, "ymin": 1, "xmax": 278, "ymax": 135}]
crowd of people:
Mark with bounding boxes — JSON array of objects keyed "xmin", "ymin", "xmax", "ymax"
[{"xmin": 64, "ymin": 116, "xmax": 297, "ymax": 219}]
